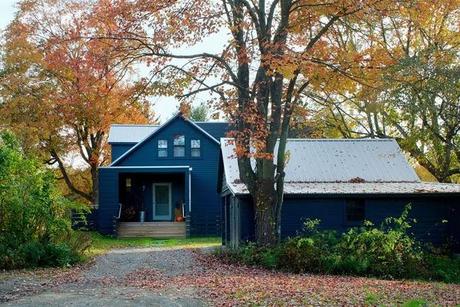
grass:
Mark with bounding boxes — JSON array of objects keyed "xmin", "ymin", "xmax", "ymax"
[
  {"xmin": 85, "ymin": 231, "xmax": 221, "ymax": 256},
  {"xmin": 402, "ymin": 299, "xmax": 428, "ymax": 307}
]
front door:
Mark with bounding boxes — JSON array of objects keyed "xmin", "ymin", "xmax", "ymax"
[{"xmin": 153, "ymin": 183, "xmax": 172, "ymax": 221}]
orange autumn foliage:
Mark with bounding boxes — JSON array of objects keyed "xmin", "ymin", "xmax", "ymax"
[{"xmin": 0, "ymin": 0, "xmax": 154, "ymax": 203}]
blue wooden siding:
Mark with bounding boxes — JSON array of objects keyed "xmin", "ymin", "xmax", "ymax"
[
  {"xmin": 228, "ymin": 195, "xmax": 460, "ymax": 250},
  {"xmin": 97, "ymin": 167, "xmax": 120, "ymax": 235},
  {"xmin": 98, "ymin": 117, "xmax": 226, "ymax": 236},
  {"xmin": 111, "ymin": 143, "xmax": 135, "ymax": 161}
]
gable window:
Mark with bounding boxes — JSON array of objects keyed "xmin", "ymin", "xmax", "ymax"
[
  {"xmin": 158, "ymin": 140, "xmax": 168, "ymax": 157},
  {"xmin": 346, "ymin": 199, "xmax": 365, "ymax": 223},
  {"xmin": 191, "ymin": 139, "xmax": 201, "ymax": 157},
  {"xmin": 173, "ymin": 135, "xmax": 185, "ymax": 157}
]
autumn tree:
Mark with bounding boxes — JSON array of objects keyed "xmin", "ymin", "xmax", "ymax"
[
  {"xmin": 306, "ymin": 0, "xmax": 460, "ymax": 182},
  {"xmin": 80, "ymin": 0, "xmax": 405, "ymax": 245},
  {"xmin": 0, "ymin": 0, "xmax": 153, "ymax": 204}
]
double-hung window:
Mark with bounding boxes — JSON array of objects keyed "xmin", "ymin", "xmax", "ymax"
[
  {"xmin": 158, "ymin": 140, "xmax": 168, "ymax": 157},
  {"xmin": 174, "ymin": 135, "xmax": 185, "ymax": 157},
  {"xmin": 191, "ymin": 139, "xmax": 201, "ymax": 157}
]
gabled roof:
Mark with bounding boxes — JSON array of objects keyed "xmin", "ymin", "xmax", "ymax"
[
  {"xmin": 194, "ymin": 122, "xmax": 229, "ymax": 140},
  {"xmin": 110, "ymin": 114, "xmax": 223, "ymax": 166},
  {"xmin": 219, "ymin": 138, "xmax": 459, "ymax": 195}
]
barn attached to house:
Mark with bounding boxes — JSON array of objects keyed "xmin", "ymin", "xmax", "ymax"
[{"xmin": 219, "ymin": 138, "xmax": 460, "ymax": 251}]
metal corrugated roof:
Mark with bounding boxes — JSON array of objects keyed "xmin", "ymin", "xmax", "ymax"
[
  {"xmin": 229, "ymin": 182, "xmax": 460, "ymax": 195},
  {"xmin": 108, "ymin": 124, "xmax": 158, "ymax": 143},
  {"xmin": 108, "ymin": 122, "xmax": 229, "ymax": 143},
  {"xmin": 219, "ymin": 138, "xmax": 457, "ymax": 195}
]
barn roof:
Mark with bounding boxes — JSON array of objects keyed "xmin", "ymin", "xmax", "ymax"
[
  {"xmin": 108, "ymin": 124, "xmax": 159, "ymax": 143},
  {"xmin": 220, "ymin": 138, "xmax": 460, "ymax": 195},
  {"xmin": 108, "ymin": 121, "xmax": 228, "ymax": 144}
]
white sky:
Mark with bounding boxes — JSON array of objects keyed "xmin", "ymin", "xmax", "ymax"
[
  {"xmin": 0, "ymin": 0, "xmax": 229, "ymax": 124},
  {"xmin": 0, "ymin": 0, "xmax": 17, "ymax": 30}
]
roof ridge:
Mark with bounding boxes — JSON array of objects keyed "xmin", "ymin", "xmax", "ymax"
[
  {"xmin": 111, "ymin": 124, "xmax": 159, "ymax": 127},
  {"xmin": 195, "ymin": 121, "xmax": 229, "ymax": 124},
  {"xmin": 220, "ymin": 137, "xmax": 394, "ymax": 142}
]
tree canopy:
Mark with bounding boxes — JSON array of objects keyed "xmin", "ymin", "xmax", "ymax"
[{"xmin": 0, "ymin": 0, "xmax": 155, "ymax": 204}]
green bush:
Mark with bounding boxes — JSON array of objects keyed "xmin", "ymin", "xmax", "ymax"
[
  {"xmin": 426, "ymin": 255, "xmax": 460, "ymax": 283},
  {"xmin": 218, "ymin": 206, "xmax": 459, "ymax": 283},
  {"xmin": 0, "ymin": 131, "xmax": 90, "ymax": 269}
]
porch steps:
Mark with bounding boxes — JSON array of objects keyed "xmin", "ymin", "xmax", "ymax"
[{"xmin": 117, "ymin": 222, "xmax": 186, "ymax": 238}]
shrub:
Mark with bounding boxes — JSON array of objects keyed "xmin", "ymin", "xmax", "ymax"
[
  {"xmin": 332, "ymin": 207, "xmax": 426, "ymax": 279},
  {"xmin": 218, "ymin": 206, "xmax": 459, "ymax": 283},
  {"xmin": 0, "ymin": 131, "xmax": 90, "ymax": 269}
]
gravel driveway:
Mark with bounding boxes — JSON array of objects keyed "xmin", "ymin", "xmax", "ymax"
[
  {"xmin": 2, "ymin": 246, "xmax": 459, "ymax": 306},
  {"xmin": 0, "ymin": 247, "xmax": 209, "ymax": 306}
]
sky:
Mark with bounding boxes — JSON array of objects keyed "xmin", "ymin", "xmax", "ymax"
[
  {"xmin": 0, "ymin": 0, "xmax": 17, "ymax": 30},
  {"xmin": 0, "ymin": 0, "xmax": 228, "ymax": 123}
]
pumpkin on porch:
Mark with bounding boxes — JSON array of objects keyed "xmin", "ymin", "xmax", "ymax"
[{"xmin": 175, "ymin": 206, "xmax": 184, "ymax": 222}]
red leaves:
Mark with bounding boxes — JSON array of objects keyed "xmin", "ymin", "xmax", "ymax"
[
  {"xmin": 4, "ymin": 249, "xmax": 459, "ymax": 305},
  {"xmin": 106, "ymin": 250, "xmax": 460, "ymax": 306}
]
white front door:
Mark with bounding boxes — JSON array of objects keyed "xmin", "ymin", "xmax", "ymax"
[{"xmin": 153, "ymin": 183, "xmax": 172, "ymax": 220}]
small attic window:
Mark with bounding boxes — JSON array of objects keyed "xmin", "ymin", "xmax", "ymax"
[
  {"xmin": 158, "ymin": 140, "xmax": 168, "ymax": 157},
  {"xmin": 345, "ymin": 199, "xmax": 365, "ymax": 223},
  {"xmin": 174, "ymin": 135, "xmax": 185, "ymax": 157}
]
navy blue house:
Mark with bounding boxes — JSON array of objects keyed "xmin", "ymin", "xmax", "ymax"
[
  {"xmin": 219, "ymin": 138, "xmax": 460, "ymax": 251},
  {"xmin": 97, "ymin": 114, "xmax": 229, "ymax": 237},
  {"xmin": 97, "ymin": 114, "xmax": 460, "ymax": 248}
]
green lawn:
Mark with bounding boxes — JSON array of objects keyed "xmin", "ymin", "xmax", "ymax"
[{"xmin": 86, "ymin": 232, "xmax": 221, "ymax": 256}]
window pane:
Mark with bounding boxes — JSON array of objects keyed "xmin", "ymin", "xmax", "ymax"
[
  {"xmin": 191, "ymin": 139, "xmax": 200, "ymax": 148},
  {"xmin": 191, "ymin": 148, "xmax": 200, "ymax": 157},
  {"xmin": 346, "ymin": 199, "xmax": 365, "ymax": 222},
  {"xmin": 155, "ymin": 185, "xmax": 170, "ymax": 216},
  {"xmin": 155, "ymin": 185, "xmax": 169, "ymax": 204},
  {"xmin": 174, "ymin": 146, "xmax": 185, "ymax": 157},
  {"xmin": 174, "ymin": 135, "xmax": 185, "ymax": 146},
  {"xmin": 158, "ymin": 148, "xmax": 168, "ymax": 157},
  {"xmin": 158, "ymin": 140, "xmax": 168, "ymax": 148}
]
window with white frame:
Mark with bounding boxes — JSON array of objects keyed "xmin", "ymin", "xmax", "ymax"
[
  {"xmin": 191, "ymin": 139, "xmax": 201, "ymax": 157},
  {"xmin": 173, "ymin": 135, "xmax": 185, "ymax": 157},
  {"xmin": 158, "ymin": 140, "xmax": 168, "ymax": 157}
]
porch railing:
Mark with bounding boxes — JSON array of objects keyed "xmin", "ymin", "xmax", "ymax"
[{"xmin": 112, "ymin": 203, "xmax": 122, "ymax": 236}]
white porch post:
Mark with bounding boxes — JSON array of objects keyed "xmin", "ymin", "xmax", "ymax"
[{"xmin": 188, "ymin": 167, "xmax": 192, "ymax": 212}]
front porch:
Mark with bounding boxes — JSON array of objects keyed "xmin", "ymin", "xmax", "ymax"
[
  {"xmin": 118, "ymin": 222, "xmax": 186, "ymax": 238},
  {"xmin": 97, "ymin": 166, "xmax": 192, "ymax": 237},
  {"xmin": 119, "ymin": 172, "xmax": 188, "ymax": 223}
]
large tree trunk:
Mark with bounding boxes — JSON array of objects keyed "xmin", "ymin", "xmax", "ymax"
[{"xmin": 253, "ymin": 182, "xmax": 280, "ymax": 245}]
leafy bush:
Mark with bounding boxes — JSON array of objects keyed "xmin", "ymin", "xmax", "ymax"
[
  {"xmin": 0, "ymin": 131, "xmax": 90, "ymax": 269},
  {"xmin": 218, "ymin": 206, "xmax": 459, "ymax": 283}
]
